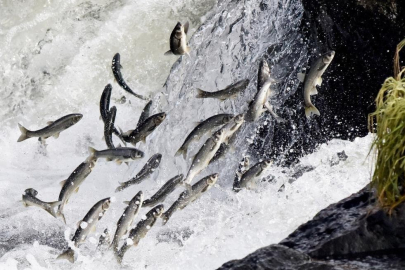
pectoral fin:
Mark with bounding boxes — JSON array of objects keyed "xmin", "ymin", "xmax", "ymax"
[
  {"xmin": 316, "ymin": 77, "xmax": 322, "ymax": 86},
  {"xmin": 310, "ymin": 86, "xmax": 318, "ymax": 95},
  {"xmin": 47, "ymin": 121, "xmax": 54, "ymax": 125},
  {"xmin": 60, "ymin": 180, "xmax": 67, "ymax": 187},
  {"xmin": 53, "ymin": 132, "xmax": 60, "ymax": 139},
  {"xmin": 75, "ymin": 187, "xmax": 79, "ymax": 193},
  {"xmin": 164, "ymin": 50, "xmax": 173, "ymax": 56},
  {"xmin": 184, "ymin": 21, "xmax": 189, "ymax": 34}
]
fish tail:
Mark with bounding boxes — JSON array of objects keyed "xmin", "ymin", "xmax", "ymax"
[
  {"xmin": 56, "ymin": 208, "xmax": 67, "ymax": 224},
  {"xmin": 56, "ymin": 248, "xmax": 75, "ymax": 263},
  {"xmin": 175, "ymin": 147, "xmax": 187, "ymax": 159},
  {"xmin": 45, "ymin": 201, "xmax": 62, "ymax": 218},
  {"xmin": 17, "ymin": 123, "xmax": 30, "ymax": 142},
  {"xmin": 196, "ymin": 89, "xmax": 208, "ymax": 98},
  {"xmin": 115, "ymin": 183, "xmax": 126, "ymax": 193},
  {"xmin": 86, "ymin": 147, "xmax": 98, "ymax": 162},
  {"xmin": 305, "ymin": 105, "xmax": 320, "ymax": 119}
]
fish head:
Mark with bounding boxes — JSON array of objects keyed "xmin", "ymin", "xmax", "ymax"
[
  {"xmin": 71, "ymin": 114, "xmax": 83, "ymax": 124},
  {"xmin": 131, "ymin": 149, "xmax": 144, "ymax": 159},
  {"xmin": 213, "ymin": 129, "xmax": 224, "ymax": 142},
  {"xmin": 322, "ymin": 51, "xmax": 335, "ymax": 64},
  {"xmin": 154, "ymin": 113, "xmax": 166, "ymax": 125},
  {"xmin": 25, "ymin": 188, "xmax": 38, "ymax": 197},
  {"xmin": 261, "ymin": 159, "xmax": 273, "ymax": 169},
  {"xmin": 88, "ymin": 159, "xmax": 97, "ymax": 169},
  {"xmin": 102, "ymin": 198, "xmax": 111, "ymax": 211},
  {"xmin": 134, "ymin": 191, "xmax": 144, "ymax": 203},
  {"xmin": 207, "ymin": 173, "xmax": 219, "ymax": 185},
  {"xmin": 113, "ymin": 53, "xmax": 120, "ymax": 62},
  {"xmin": 152, "ymin": 204, "xmax": 164, "ymax": 218},
  {"xmin": 174, "ymin": 22, "xmax": 183, "ymax": 33},
  {"xmin": 153, "ymin": 153, "xmax": 163, "ymax": 164}
]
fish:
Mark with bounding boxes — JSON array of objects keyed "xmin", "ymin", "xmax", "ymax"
[
  {"xmin": 87, "ymin": 147, "xmax": 144, "ymax": 165},
  {"xmin": 22, "ymin": 188, "xmax": 61, "ymax": 218},
  {"xmin": 57, "ymin": 160, "xmax": 97, "ymax": 224},
  {"xmin": 136, "ymin": 100, "xmax": 152, "ymax": 128},
  {"xmin": 57, "ymin": 197, "xmax": 111, "ymax": 263},
  {"xmin": 245, "ymin": 78, "xmax": 275, "ymax": 122},
  {"xmin": 161, "ymin": 173, "xmax": 218, "ymax": 225},
  {"xmin": 209, "ymin": 114, "xmax": 245, "ymax": 164},
  {"xmin": 233, "ymin": 156, "xmax": 250, "ymax": 183},
  {"xmin": 257, "ymin": 59, "xmax": 270, "ymax": 91},
  {"xmin": 183, "ymin": 129, "xmax": 225, "ymax": 184},
  {"xmin": 196, "ymin": 79, "xmax": 250, "ymax": 100},
  {"xmin": 164, "ymin": 22, "xmax": 190, "ymax": 56},
  {"xmin": 142, "ymin": 174, "xmax": 184, "ymax": 208},
  {"xmin": 100, "ymin": 84, "xmax": 125, "ymax": 141},
  {"xmin": 175, "ymin": 114, "xmax": 234, "ymax": 159},
  {"xmin": 122, "ymin": 113, "xmax": 166, "ymax": 146},
  {"xmin": 111, "ymin": 191, "xmax": 144, "ymax": 252},
  {"xmin": 17, "ymin": 113, "xmax": 83, "ymax": 142},
  {"xmin": 264, "ymin": 102, "xmax": 285, "ymax": 123},
  {"xmin": 112, "ymin": 53, "xmax": 148, "ymax": 100},
  {"xmin": 115, "ymin": 154, "xmax": 162, "ymax": 192},
  {"xmin": 116, "ymin": 204, "xmax": 164, "ymax": 264},
  {"xmin": 233, "ymin": 159, "xmax": 272, "ymax": 191},
  {"xmin": 104, "ymin": 106, "xmax": 117, "ymax": 149},
  {"xmin": 114, "ymin": 96, "xmax": 127, "ymax": 104},
  {"xmin": 298, "ymin": 50, "xmax": 335, "ymax": 118},
  {"xmin": 97, "ymin": 228, "xmax": 111, "ymax": 251}
]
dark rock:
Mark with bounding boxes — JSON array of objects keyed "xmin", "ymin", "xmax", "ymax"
[{"xmin": 218, "ymin": 245, "xmax": 340, "ymax": 270}]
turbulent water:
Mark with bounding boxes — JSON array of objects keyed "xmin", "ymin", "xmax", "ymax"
[{"xmin": 0, "ymin": 0, "xmax": 373, "ymax": 269}]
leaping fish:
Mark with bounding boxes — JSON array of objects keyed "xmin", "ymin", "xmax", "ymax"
[
  {"xmin": 22, "ymin": 188, "xmax": 61, "ymax": 218},
  {"xmin": 142, "ymin": 174, "xmax": 184, "ymax": 208},
  {"xmin": 115, "ymin": 154, "xmax": 162, "ymax": 192},
  {"xmin": 164, "ymin": 22, "xmax": 190, "ymax": 56},
  {"xmin": 116, "ymin": 204, "xmax": 164, "ymax": 264},
  {"xmin": 57, "ymin": 198, "xmax": 111, "ymax": 263},
  {"xmin": 111, "ymin": 191, "xmax": 144, "ymax": 252},
  {"xmin": 161, "ymin": 174, "xmax": 218, "ymax": 225},
  {"xmin": 17, "ymin": 113, "xmax": 82, "ymax": 142},
  {"xmin": 196, "ymin": 79, "xmax": 250, "ymax": 101},
  {"xmin": 112, "ymin": 53, "xmax": 148, "ymax": 101},
  {"xmin": 56, "ymin": 160, "xmax": 97, "ymax": 224},
  {"xmin": 298, "ymin": 50, "xmax": 335, "ymax": 118},
  {"xmin": 233, "ymin": 160, "xmax": 272, "ymax": 191}
]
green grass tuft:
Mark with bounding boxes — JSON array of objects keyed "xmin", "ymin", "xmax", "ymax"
[{"xmin": 369, "ymin": 38, "xmax": 405, "ymax": 211}]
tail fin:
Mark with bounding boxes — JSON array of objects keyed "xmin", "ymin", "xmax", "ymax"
[
  {"xmin": 86, "ymin": 147, "xmax": 97, "ymax": 162},
  {"xmin": 305, "ymin": 105, "xmax": 320, "ymax": 119},
  {"xmin": 196, "ymin": 89, "xmax": 207, "ymax": 98},
  {"xmin": 45, "ymin": 201, "xmax": 62, "ymax": 218},
  {"xmin": 175, "ymin": 147, "xmax": 187, "ymax": 159},
  {"xmin": 115, "ymin": 183, "xmax": 126, "ymax": 193},
  {"xmin": 17, "ymin": 124, "xmax": 30, "ymax": 142},
  {"xmin": 56, "ymin": 208, "xmax": 67, "ymax": 224},
  {"xmin": 56, "ymin": 248, "xmax": 75, "ymax": 263}
]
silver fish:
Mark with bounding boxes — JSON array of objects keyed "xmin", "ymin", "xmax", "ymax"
[
  {"xmin": 175, "ymin": 114, "xmax": 234, "ymax": 159},
  {"xmin": 161, "ymin": 174, "xmax": 218, "ymax": 225},
  {"xmin": 183, "ymin": 129, "xmax": 225, "ymax": 184},
  {"xmin": 112, "ymin": 53, "xmax": 148, "ymax": 100},
  {"xmin": 142, "ymin": 174, "xmax": 184, "ymax": 208},
  {"xmin": 17, "ymin": 113, "xmax": 82, "ymax": 142},
  {"xmin": 245, "ymin": 78, "xmax": 275, "ymax": 122},
  {"xmin": 257, "ymin": 59, "xmax": 270, "ymax": 91},
  {"xmin": 196, "ymin": 79, "xmax": 250, "ymax": 100},
  {"xmin": 122, "ymin": 113, "xmax": 166, "ymax": 146},
  {"xmin": 116, "ymin": 204, "xmax": 164, "ymax": 264},
  {"xmin": 164, "ymin": 22, "xmax": 190, "ymax": 56},
  {"xmin": 111, "ymin": 191, "xmax": 144, "ymax": 251},
  {"xmin": 57, "ymin": 197, "xmax": 111, "ymax": 263},
  {"xmin": 87, "ymin": 147, "xmax": 144, "ymax": 165},
  {"xmin": 299, "ymin": 51, "xmax": 335, "ymax": 118},
  {"xmin": 136, "ymin": 100, "xmax": 152, "ymax": 128},
  {"xmin": 104, "ymin": 106, "xmax": 117, "ymax": 149},
  {"xmin": 233, "ymin": 160, "xmax": 272, "ymax": 191},
  {"xmin": 22, "ymin": 188, "xmax": 61, "ymax": 218},
  {"xmin": 100, "ymin": 84, "xmax": 125, "ymax": 140},
  {"xmin": 210, "ymin": 114, "xmax": 245, "ymax": 164},
  {"xmin": 115, "ymin": 154, "xmax": 162, "ymax": 192},
  {"xmin": 57, "ymin": 160, "xmax": 97, "ymax": 224}
]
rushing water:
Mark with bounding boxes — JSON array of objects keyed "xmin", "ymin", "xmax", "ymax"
[{"xmin": 0, "ymin": 0, "xmax": 372, "ymax": 269}]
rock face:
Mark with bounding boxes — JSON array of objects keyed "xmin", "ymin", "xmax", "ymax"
[{"xmin": 219, "ymin": 187, "xmax": 405, "ymax": 269}]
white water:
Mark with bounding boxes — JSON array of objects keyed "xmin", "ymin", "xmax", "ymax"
[{"xmin": 0, "ymin": 0, "xmax": 373, "ymax": 269}]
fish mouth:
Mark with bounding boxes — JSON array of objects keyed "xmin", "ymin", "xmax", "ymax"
[
  {"xmin": 72, "ymin": 114, "xmax": 83, "ymax": 122},
  {"xmin": 175, "ymin": 22, "xmax": 182, "ymax": 30},
  {"xmin": 323, "ymin": 50, "xmax": 335, "ymax": 63}
]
